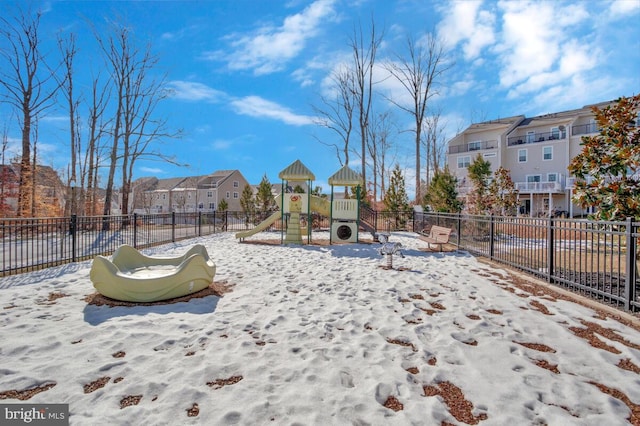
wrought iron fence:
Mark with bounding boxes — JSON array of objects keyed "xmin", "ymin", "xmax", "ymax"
[
  {"xmin": 2, "ymin": 209, "xmax": 638, "ymax": 313},
  {"xmin": 414, "ymin": 212, "xmax": 640, "ymax": 313}
]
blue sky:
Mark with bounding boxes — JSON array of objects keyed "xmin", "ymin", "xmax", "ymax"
[{"xmin": 2, "ymin": 0, "xmax": 639, "ymax": 196}]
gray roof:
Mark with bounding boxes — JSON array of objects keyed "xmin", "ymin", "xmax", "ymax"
[
  {"xmin": 328, "ymin": 165, "xmax": 363, "ymax": 187},
  {"xmin": 278, "ymin": 159, "xmax": 315, "ymax": 181}
]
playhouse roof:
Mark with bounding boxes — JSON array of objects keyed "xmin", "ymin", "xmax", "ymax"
[
  {"xmin": 278, "ymin": 160, "xmax": 315, "ymax": 181},
  {"xmin": 328, "ymin": 165, "xmax": 363, "ymax": 187}
]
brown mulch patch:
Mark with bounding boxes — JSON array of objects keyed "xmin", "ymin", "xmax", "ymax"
[
  {"xmin": 241, "ymin": 238, "xmax": 374, "ymax": 246},
  {"xmin": 486, "ymin": 309, "xmax": 502, "ymax": 315},
  {"xmin": 423, "ymin": 381, "xmax": 488, "ymax": 424},
  {"xmin": 514, "ymin": 341, "xmax": 556, "ymax": 353},
  {"xmin": 533, "ymin": 359, "xmax": 560, "ymax": 374},
  {"xmin": 618, "ymin": 358, "xmax": 640, "ymax": 374},
  {"xmin": 589, "ymin": 381, "xmax": 640, "ymax": 425},
  {"xmin": 113, "ymin": 377, "xmax": 124, "ymax": 383},
  {"xmin": 120, "ymin": 394, "xmax": 142, "ymax": 409},
  {"xmin": 573, "ymin": 319, "xmax": 640, "ymax": 351},
  {"xmin": 85, "ymin": 281, "xmax": 234, "ymax": 307},
  {"xmin": 406, "ymin": 367, "xmax": 419, "ymax": 374},
  {"xmin": 84, "ymin": 377, "xmax": 110, "ymax": 394},
  {"xmin": 207, "ymin": 375, "xmax": 243, "ymax": 389},
  {"xmin": 36, "ymin": 292, "xmax": 69, "ymax": 305},
  {"xmin": 386, "ymin": 338, "xmax": 417, "ymax": 352},
  {"xmin": 383, "ymin": 395, "xmax": 404, "ymax": 411},
  {"xmin": 466, "ymin": 314, "xmax": 481, "ymax": 320},
  {"xmin": 418, "ymin": 307, "xmax": 438, "ymax": 316},
  {"xmin": 430, "ymin": 302, "xmax": 446, "ymax": 310},
  {"xmin": 0, "ymin": 382, "xmax": 56, "ymax": 400},
  {"xmin": 112, "ymin": 351, "xmax": 126, "ymax": 358},
  {"xmin": 530, "ymin": 300, "xmax": 554, "ymax": 315},
  {"xmin": 427, "ymin": 357, "xmax": 437, "ymax": 366},
  {"xmin": 186, "ymin": 403, "xmax": 200, "ymax": 417}
]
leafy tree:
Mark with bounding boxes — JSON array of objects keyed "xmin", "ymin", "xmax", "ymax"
[
  {"xmin": 218, "ymin": 198, "xmax": 228, "ymax": 212},
  {"xmin": 384, "ymin": 164, "xmax": 410, "ymax": 229},
  {"xmin": 239, "ymin": 183, "xmax": 255, "ymax": 227},
  {"xmin": 256, "ymin": 174, "xmax": 275, "ymax": 214},
  {"xmin": 423, "ymin": 166, "xmax": 462, "ymax": 213},
  {"xmin": 293, "ymin": 184, "xmax": 305, "ymax": 193},
  {"xmin": 489, "ymin": 166, "xmax": 518, "ymax": 216},
  {"xmin": 466, "ymin": 154, "xmax": 492, "ymax": 215},
  {"xmin": 568, "ymin": 94, "xmax": 640, "ymax": 221}
]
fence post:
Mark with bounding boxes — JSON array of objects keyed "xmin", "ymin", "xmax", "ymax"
[
  {"xmin": 70, "ymin": 214, "xmax": 77, "ymax": 262},
  {"xmin": 547, "ymin": 216, "xmax": 555, "ymax": 283},
  {"xmin": 624, "ymin": 217, "xmax": 635, "ymax": 311},
  {"xmin": 224, "ymin": 211, "xmax": 228, "ymax": 232},
  {"xmin": 198, "ymin": 212, "xmax": 202, "ymax": 236},
  {"xmin": 489, "ymin": 215, "xmax": 495, "ymax": 260},
  {"xmin": 457, "ymin": 213, "xmax": 462, "ymax": 249},
  {"xmin": 171, "ymin": 212, "xmax": 176, "ymax": 242},
  {"xmin": 133, "ymin": 213, "xmax": 138, "ymax": 248}
]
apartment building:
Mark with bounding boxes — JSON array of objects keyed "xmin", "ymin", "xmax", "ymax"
[
  {"xmin": 130, "ymin": 169, "xmax": 249, "ymax": 214},
  {"xmin": 447, "ymin": 99, "xmax": 638, "ymax": 218}
]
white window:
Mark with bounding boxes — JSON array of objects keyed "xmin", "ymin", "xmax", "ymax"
[
  {"xmin": 543, "ymin": 146, "xmax": 553, "ymax": 161},
  {"xmin": 527, "ymin": 175, "xmax": 541, "ymax": 183},
  {"xmin": 208, "ymin": 203, "xmax": 215, "ymax": 210},
  {"xmin": 518, "ymin": 149, "xmax": 527, "ymax": 162},
  {"xmin": 233, "ymin": 181, "xmax": 239, "ymax": 188},
  {"xmin": 547, "ymin": 173, "xmax": 557, "ymax": 182},
  {"xmin": 551, "ymin": 127, "xmax": 559, "ymax": 140},
  {"xmin": 233, "ymin": 192, "xmax": 239, "ymax": 199},
  {"xmin": 207, "ymin": 191, "xmax": 213, "ymax": 198},
  {"xmin": 526, "ymin": 131, "xmax": 535, "ymax": 143},
  {"xmin": 198, "ymin": 203, "xmax": 203, "ymax": 209},
  {"xmin": 469, "ymin": 141, "xmax": 481, "ymax": 151},
  {"xmin": 457, "ymin": 156, "xmax": 471, "ymax": 168},
  {"xmin": 162, "ymin": 194, "xmax": 166, "ymax": 200},
  {"xmin": 226, "ymin": 191, "xmax": 230, "ymax": 199}
]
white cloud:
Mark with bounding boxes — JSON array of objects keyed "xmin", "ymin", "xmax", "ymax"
[
  {"xmin": 609, "ymin": 0, "xmax": 640, "ymax": 16},
  {"xmin": 230, "ymin": 96, "xmax": 316, "ymax": 126},
  {"xmin": 436, "ymin": 0, "xmax": 496, "ymax": 60},
  {"xmin": 212, "ymin": 0, "xmax": 338, "ymax": 75},
  {"xmin": 496, "ymin": 0, "xmax": 591, "ymax": 95},
  {"xmin": 167, "ymin": 81, "xmax": 227, "ymax": 102}
]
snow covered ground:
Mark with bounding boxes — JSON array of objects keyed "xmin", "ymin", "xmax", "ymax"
[{"xmin": 1, "ymin": 231, "xmax": 639, "ymax": 425}]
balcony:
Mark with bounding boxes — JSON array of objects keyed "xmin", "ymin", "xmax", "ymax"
[
  {"xmin": 515, "ymin": 180, "xmax": 565, "ymax": 194},
  {"xmin": 507, "ymin": 130, "xmax": 566, "ymax": 147},
  {"xmin": 571, "ymin": 123, "xmax": 598, "ymax": 136},
  {"xmin": 449, "ymin": 139, "xmax": 498, "ymax": 154}
]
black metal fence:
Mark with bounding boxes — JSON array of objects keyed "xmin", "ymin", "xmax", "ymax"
[
  {"xmin": 414, "ymin": 212, "xmax": 640, "ymax": 313},
  {"xmin": 2, "ymin": 210, "xmax": 638, "ymax": 313}
]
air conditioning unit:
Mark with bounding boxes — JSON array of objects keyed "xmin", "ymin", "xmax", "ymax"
[{"xmin": 331, "ymin": 221, "xmax": 358, "ymax": 243}]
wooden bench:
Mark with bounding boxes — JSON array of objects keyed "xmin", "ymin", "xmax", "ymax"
[{"xmin": 418, "ymin": 225, "xmax": 453, "ymax": 252}]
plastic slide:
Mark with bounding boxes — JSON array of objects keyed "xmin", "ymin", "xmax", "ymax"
[
  {"xmin": 310, "ymin": 195, "xmax": 331, "ymax": 217},
  {"xmin": 235, "ymin": 211, "xmax": 282, "ymax": 240}
]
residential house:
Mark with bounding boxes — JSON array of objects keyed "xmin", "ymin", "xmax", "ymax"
[
  {"xmin": 447, "ymin": 99, "xmax": 639, "ymax": 218},
  {"xmin": 130, "ymin": 170, "xmax": 249, "ymax": 213}
]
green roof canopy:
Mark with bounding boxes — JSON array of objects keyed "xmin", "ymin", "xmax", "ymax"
[
  {"xmin": 278, "ymin": 159, "xmax": 315, "ymax": 181},
  {"xmin": 328, "ymin": 165, "xmax": 363, "ymax": 187}
]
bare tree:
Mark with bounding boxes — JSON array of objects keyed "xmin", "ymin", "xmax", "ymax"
[
  {"xmin": 312, "ymin": 65, "xmax": 355, "ymax": 166},
  {"xmin": 57, "ymin": 32, "xmax": 82, "ymax": 216},
  {"xmin": 83, "ymin": 73, "xmax": 111, "ymax": 216},
  {"xmin": 349, "ymin": 20, "xmax": 383, "ymax": 197},
  {"xmin": 96, "ymin": 23, "xmax": 182, "ymax": 224},
  {"xmin": 422, "ymin": 107, "xmax": 447, "ymax": 183},
  {"xmin": 0, "ymin": 7, "xmax": 63, "ymax": 216},
  {"xmin": 367, "ymin": 110, "xmax": 397, "ymax": 203},
  {"xmin": 385, "ymin": 33, "xmax": 447, "ymax": 202}
]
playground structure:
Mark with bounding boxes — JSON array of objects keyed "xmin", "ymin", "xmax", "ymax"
[
  {"xmin": 235, "ymin": 160, "xmax": 364, "ymax": 244},
  {"xmin": 90, "ymin": 244, "xmax": 216, "ymax": 302}
]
